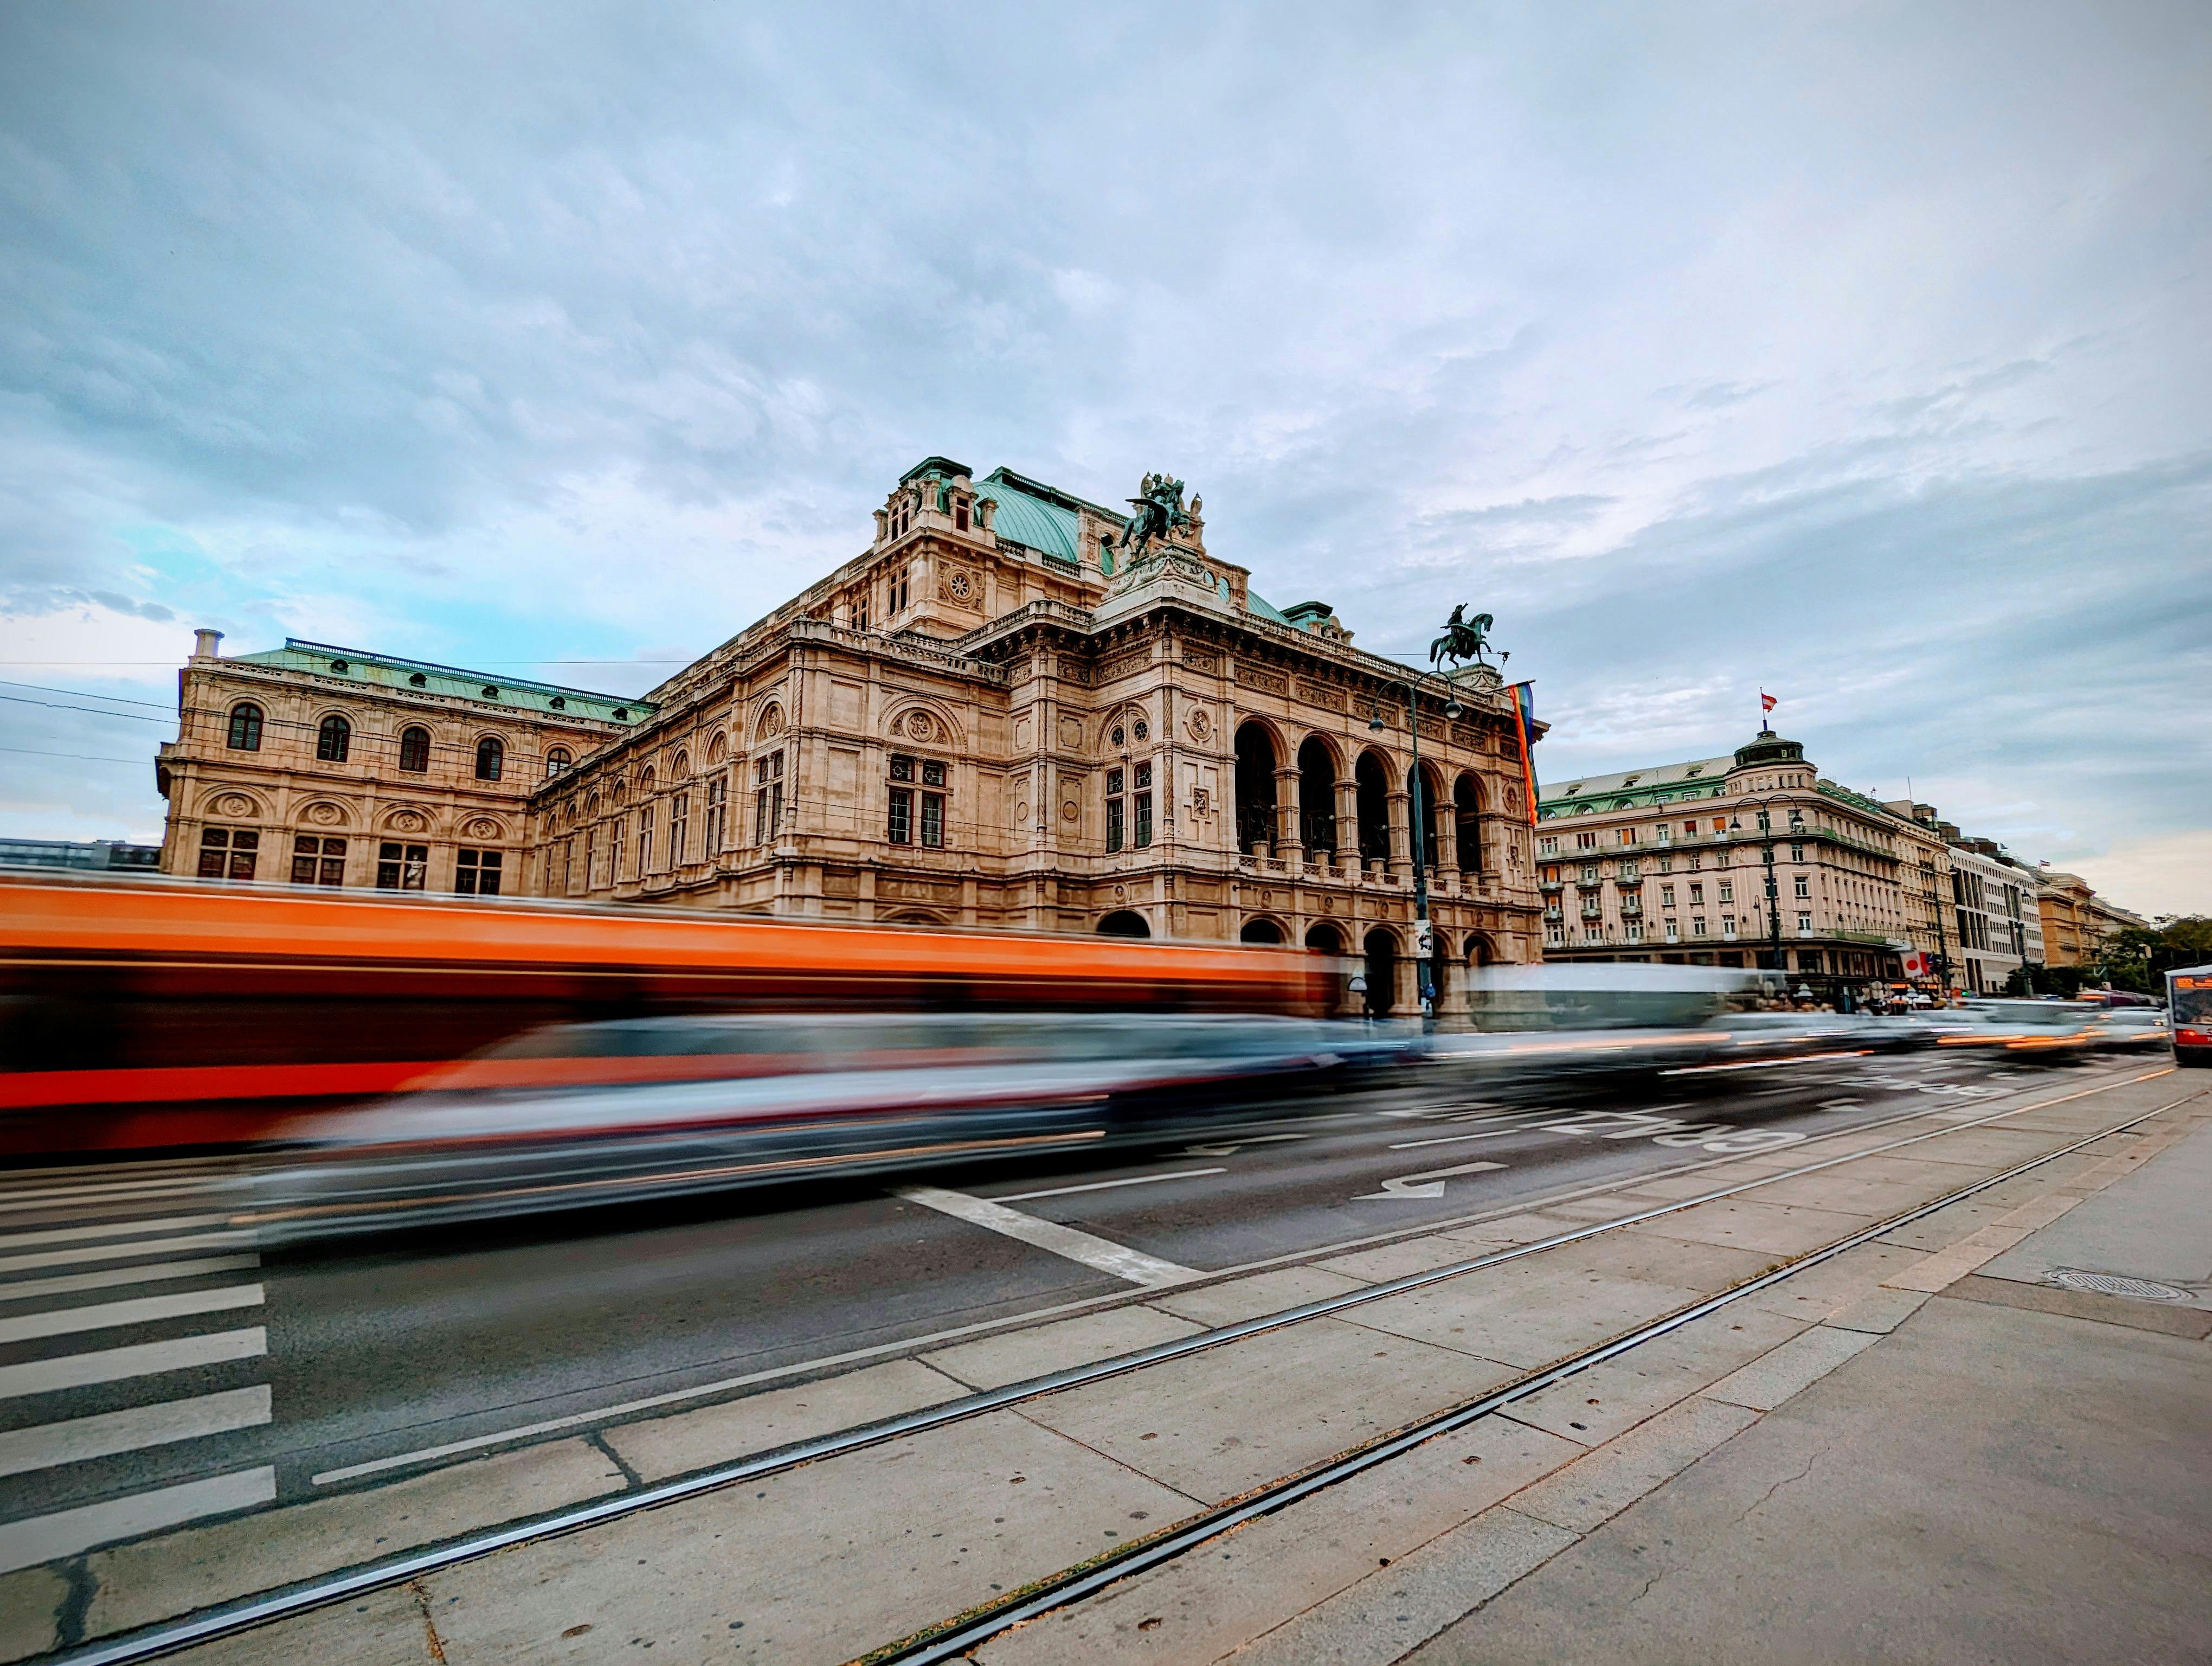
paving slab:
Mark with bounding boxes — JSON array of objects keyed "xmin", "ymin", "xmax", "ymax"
[
  {"xmin": 1501, "ymin": 1395, "xmax": 1760, "ymax": 1534},
  {"xmin": 922, "ymin": 1304, "xmax": 1208, "ymax": 1390},
  {"xmin": 1314, "ymin": 1235, "xmax": 1503, "ymax": 1284},
  {"xmin": 1497, "ymin": 1304, "xmax": 1805, "ymax": 1447},
  {"xmin": 422, "ymin": 1411, "xmax": 1197, "ymax": 1666},
  {"xmin": 604, "ymin": 1355, "xmax": 968, "ymax": 1482},
  {"xmin": 1900, "ymin": 1124, "xmax": 2084, "ymax": 1169},
  {"xmin": 169, "ymin": 1586, "xmax": 428, "ymax": 1666},
  {"xmin": 1731, "ymin": 1238, "xmax": 1925, "ymax": 1324},
  {"xmin": 0, "ymin": 1566, "xmax": 65, "ymax": 1664},
  {"xmin": 1823, "ymin": 1285, "xmax": 1933, "ymax": 1333},
  {"xmin": 1700, "ymin": 1323, "xmax": 1879, "ymax": 1409},
  {"xmin": 1945, "ymin": 1273, "xmax": 2212, "ymax": 1338},
  {"xmin": 975, "ymin": 1418, "xmax": 1578, "ymax": 1666},
  {"xmin": 1150, "ymin": 1265, "xmax": 1366, "ymax": 1327},
  {"xmin": 1530, "ymin": 1228, "xmax": 1773, "ymax": 1293},
  {"xmin": 1339, "ymin": 1264, "xmax": 1706, "ymax": 1373},
  {"xmin": 86, "ymin": 1438, "xmax": 627, "ymax": 1637},
  {"xmin": 1744, "ymin": 1152, "xmax": 1983, "ymax": 1216},
  {"xmin": 1436, "ymin": 1213, "xmax": 1580, "ymax": 1246},
  {"xmin": 1623, "ymin": 1195, "xmax": 1872, "ymax": 1257},
  {"xmin": 1227, "ymin": 1504, "xmax": 1574, "ymax": 1666},
  {"xmin": 1977, "ymin": 1111, "xmax": 2212, "ymax": 1306},
  {"xmin": 1017, "ymin": 1318, "xmax": 1518, "ymax": 1505},
  {"xmin": 1413, "ymin": 1293, "xmax": 2212, "ymax": 1665}
]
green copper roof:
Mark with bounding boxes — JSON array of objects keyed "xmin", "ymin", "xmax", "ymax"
[
  {"xmin": 1540, "ymin": 754, "xmax": 1735, "ymax": 815},
  {"xmin": 233, "ymin": 639, "xmax": 653, "ymax": 723},
  {"xmin": 1246, "ymin": 591, "xmax": 1293, "ymax": 625},
  {"xmin": 976, "ymin": 467, "xmax": 1084, "ymax": 562}
]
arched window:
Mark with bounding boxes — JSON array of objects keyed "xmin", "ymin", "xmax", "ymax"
[
  {"xmin": 1096, "ymin": 909, "xmax": 1151, "ymax": 939},
  {"xmin": 1454, "ymin": 774, "xmax": 1483, "ymax": 872},
  {"xmin": 316, "ymin": 714, "xmax": 351, "ymax": 763},
  {"xmin": 226, "ymin": 703, "xmax": 263, "ymax": 751},
  {"xmin": 475, "ymin": 736, "xmax": 504, "ymax": 781},
  {"xmin": 1239, "ymin": 918, "xmax": 1285, "ymax": 945},
  {"xmin": 1355, "ymin": 752, "xmax": 1391, "ymax": 862},
  {"xmin": 545, "ymin": 746, "xmax": 572, "ymax": 779},
  {"xmin": 1297, "ymin": 738, "xmax": 1337, "ymax": 853},
  {"xmin": 398, "ymin": 727, "xmax": 431, "ymax": 773},
  {"xmin": 1233, "ymin": 722, "xmax": 1277, "ymax": 854}
]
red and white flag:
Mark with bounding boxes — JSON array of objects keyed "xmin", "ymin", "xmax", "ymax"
[{"xmin": 1760, "ymin": 690, "xmax": 1777, "ymax": 714}]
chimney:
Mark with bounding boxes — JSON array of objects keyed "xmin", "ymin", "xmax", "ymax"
[{"xmin": 192, "ymin": 628, "xmax": 224, "ymax": 660}]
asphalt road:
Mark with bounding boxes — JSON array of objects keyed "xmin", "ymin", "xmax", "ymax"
[{"xmin": 0, "ymin": 1044, "xmax": 2098, "ymax": 1556}]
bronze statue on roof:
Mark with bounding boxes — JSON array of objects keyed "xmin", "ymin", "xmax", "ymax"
[
  {"xmin": 1118, "ymin": 472, "xmax": 1192, "ymax": 559},
  {"xmin": 1429, "ymin": 604, "xmax": 1500, "ymax": 670}
]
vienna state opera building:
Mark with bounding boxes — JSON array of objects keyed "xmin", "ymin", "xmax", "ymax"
[{"xmin": 153, "ymin": 458, "xmax": 1546, "ymax": 1011}]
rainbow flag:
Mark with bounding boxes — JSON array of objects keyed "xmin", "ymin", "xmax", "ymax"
[{"xmin": 1509, "ymin": 682, "xmax": 1539, "ymax": 828}]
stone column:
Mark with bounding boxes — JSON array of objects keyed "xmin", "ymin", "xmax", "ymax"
[
  {"xmin": 1335, "ymin": 777, "xmax": 1359, "ymax": 875},
  {"xmin": 1387, "ymin": 786, "xmax": 1412, "ymax": 880},
  {"xmin": 1273, "ymin": 764, "xmax": 1301, "ymax": 866}
]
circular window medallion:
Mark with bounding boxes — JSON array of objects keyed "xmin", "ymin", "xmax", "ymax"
[
  {"xmin": 1184, "ymin": 709, "xmax": 1211, "ymax": 742},
  {"xmin": 1260, "ymin": 889, "xmax": 1273, "ymax": 906},
  {"xmin": 905, "ymin": 711, "xmax": 936, "ymax": 741},
  {"xmin": 216, "ymin": 793, "xmax": 254, "ymax": 818},
  {"xmin": 307, "ymin": 803, "xmax": 340, "ymax": 826},
  {"xmin": 465, "ymin": 817, "xmax": 499, "ymax": 839},
  {"xmin": 1115, "ymin": 884, "xmax": 1128, "ymax": 901},
  {"xmin": 1133, "ymin": 719, "xmax": 1149, "ymax": 740},
  {"xmin": 1061, "ymin": 800, "xmax": 1079, "ymax": 821},
  {"xmin": 1014, "ymin": 800, "xmax": 1029, "ymax": 826},
  {"xmin": 1110, "ymin": 725, "xmax": 1126, "ymax": 748},
  {"xmin": 947, "ymin": 569, "xmax": 973, "ymax": 600},
  {"xmin": 391, "ymin": 811, "xmax": 426, "ymax": 833}
]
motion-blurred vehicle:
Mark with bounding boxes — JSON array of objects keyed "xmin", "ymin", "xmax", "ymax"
[
  {"xmin": 1930, "ymin": 998, "xmax": 2102, "ymax": 1060},
  {"xmin": 1419, "ymin": 964, "xmax": 1924, "ymax": 1088},
  {"xmin": 2082, "ymin": 1007, "xmax": 2170, "ymax": 1052},
  {"xmin": 242, "ymin": 1011, "xmax": 1364, "ymax": 1242},
  {"xmin": 2166, "ymin": 965, "xmax": 2211, "ymax": 1068},
  {"xmin": 0, "ymin": 871, "xmax": 1332, "ymax": 1159}
]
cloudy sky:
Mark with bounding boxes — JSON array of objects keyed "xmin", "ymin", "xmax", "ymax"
[{"xmin": 3, "ymin": 2, "xmax": 2207, "ymax": 912}]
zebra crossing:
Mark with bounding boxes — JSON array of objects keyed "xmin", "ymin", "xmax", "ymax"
[{"xmin": 0, "ymin": 1162, "xmax": 274, "ymax": 1574}]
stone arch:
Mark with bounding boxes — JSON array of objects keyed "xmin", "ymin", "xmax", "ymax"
[
  {"xmin": 1354, "ymin": 749, "xmax": 1393, "ymax": 863},
  {"xmin": 1233, "ymin": 721, "xmax": 1278, "ymax": 854},
  {"xmin": 201, "ymin": 786, "xmax": 265, "ymax": 821},
  {"xmin": 1096, "ymin": 909, "xmax": 1152, "ymax": 939},
  {"xmin": 886, "ymin": 700, "xmax": 965, "ymax": 751},
  {"xmin": 753, "ymin": 701, "xmax": 786, "ymax": 744},
  {"xmin": 293, "ymin": 798, "xmax": 353, "ymax": 830},
  {"xmin": 1297, "ymin": 735, "xmax": 1339, "ymax": 853},
  {"xmin": 1239, "ymin": 917, "xmax": 1287, "ymax": 945},
  {"xmin": 380, "ymin": 804, "xmax": 436, "ymax": 837},
  {"xmin": 1463, "ymin": 932, "xmax": 1495, "ymax": 966},
  {"xmin": 1100, "ymin": 703, "xmax": 1155, "ymax": 751},
  {"xmin": 883, "ymin": 909, "xmax": 950, "ymax": 926},
  {"xmin": 1407, "ymin": 760, "xmax": 1444, "ymax": 871},
  {"xmin": 459, "ymin": 813, "xmax": 507, "ymax": 843},
  {"xmin": 312, "ymin": 710, "xmax": 354, "ymax": 764},
  {"xmin": 1454, "ymin": 772, "xmax": 1485, "ymax": 873},
  {"xmin": 472, "ymin": 732, "xmax": 507, "ymax": 782},
  {"xmin": 1303, "ymin": 921, "xmax": 1347, "ymax": 954},
  {"xmin": 707, "ymin": 729, "xmax": 730, "ymax": 765},
  {"xmin": 1362, "ymin": 926, "xmax": 1399, "ymax": 1017},
  {"xmin": 672, "ymin": 751, "xmax": 691, "ymax": 781}
]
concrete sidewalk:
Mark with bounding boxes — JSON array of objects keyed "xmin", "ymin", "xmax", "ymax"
[{"xmin": 1239, "ymin": 1090, "xmax": 2212, "ymax": 1666}]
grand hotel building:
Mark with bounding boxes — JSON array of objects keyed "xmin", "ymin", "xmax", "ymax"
[{"xmin": 154, "ymin": 458, "xmax": 1545, "ymax": 1014}]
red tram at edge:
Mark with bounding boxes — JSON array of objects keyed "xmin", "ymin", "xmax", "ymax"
[{"xmin": 0, "ymin": 872, "xmax": 1332, "ymax": 1159}]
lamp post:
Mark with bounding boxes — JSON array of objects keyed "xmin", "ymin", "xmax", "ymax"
[
  {"xmin": 1370, "ymin": 669, "xmax": 1466, "ymax": 1022},
  {"xmin": 1722, "ymin": 793, "xmax": 1792, "ymax": 991}
]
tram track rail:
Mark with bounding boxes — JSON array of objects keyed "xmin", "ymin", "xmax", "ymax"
[{"xmin": 42, "ymin": 1065, "xmax": 2185, "ymax": 1666}]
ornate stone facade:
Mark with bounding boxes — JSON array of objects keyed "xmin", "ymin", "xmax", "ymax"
[
  {"xmin": 156, "ymin": 631, "xmax": 648, "ymax": 895},
  {"xmin": 154, "ymin": 458, "xmax": 1547, "ymax": 1014}
]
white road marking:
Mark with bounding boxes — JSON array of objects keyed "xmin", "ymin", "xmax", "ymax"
[
  {"xmin": 0, "ymin": 1386, "xmax": 272, "ymax": 1479},
  {"xmin": 0, "ymin": 1284, "xmax": 264, "ymax": 1346},
  {"xmin": 0, "ymin": 1215, "xmax": 234, "ymax": 1252},
  {"xmin": 1355, "ymin": 1161, "xmax": 1507, "ymax": 1200},
  {"xmin": 1818, "ymin": 1098, "xmax": 1864, "ymax": 1109},
  {"xmin": 993, "ymin": 1169, "xmax": 1225, "ymax": 1203},
  {"xmin": 1182, "ymin": 1134, "xmax": 1310, "ymax": 1156},
  {"xmin": 0, "ymin": 1255, "xmax": 261, "ymax": 1306},
  {"xmin": 1388, "ymin": 1127, "xmax": 1528, "ymax": 1150},
  {"xmin": 896, "ymin": 1186, "xmax": 1199, "ymax": 1287},
  {"xmin": 0, "ymin": 1466, "xmax": 275, "ymax": 1574},
  {"xmin": 0, "ymin": 1328, "xmax": 267, "ymax": 1400},
  {"xmin": 0, "ymin": 1178, "xmax": 217, "ymax": 1215},
  {"xmin": 0, "ymin": 1231, "xmax": 258, "ymax": 1278}
]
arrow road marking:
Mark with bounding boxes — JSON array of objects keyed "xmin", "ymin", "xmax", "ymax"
[{"xmin": 1355, "ymin": 1160, "xmax": 1507, "ymax": 1200}]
